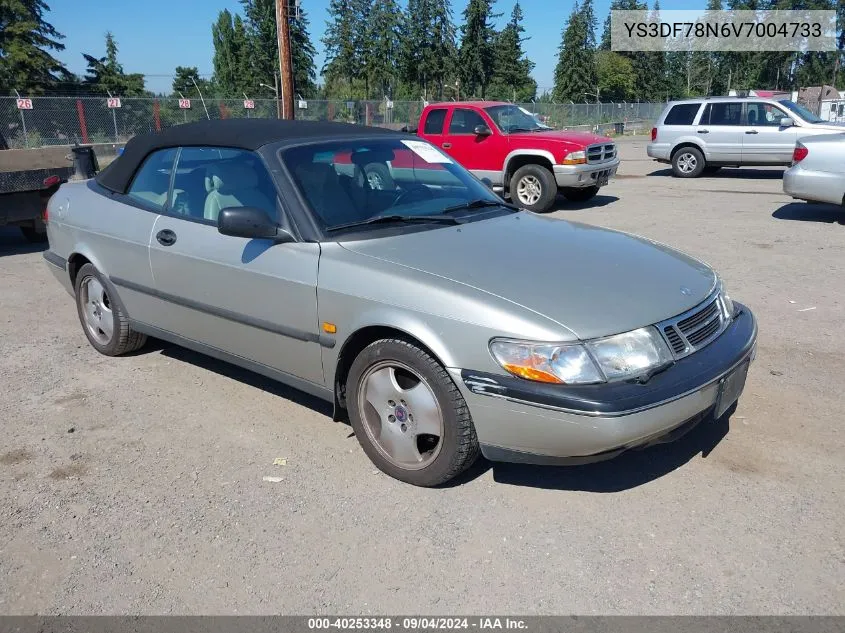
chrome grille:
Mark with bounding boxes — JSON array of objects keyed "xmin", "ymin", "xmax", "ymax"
[
  {"xmin": 586, "ymin": 143, "xmax": 617, "ymax": 164},
  {"xmin": 659, "ymin": 292, "xmax": 728, "ymax": 360}
]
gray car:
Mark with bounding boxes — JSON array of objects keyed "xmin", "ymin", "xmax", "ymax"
[
  {"xmin": 43, "ymin": 119, "xmax": 757, "ymax": 486},
  {"xmin": 648, "ymin": 97, "xmax": 845, "ymax": 178},
  {"xmin": 783, "ymin": 133, "xmax": 845, "ymax": 207}
]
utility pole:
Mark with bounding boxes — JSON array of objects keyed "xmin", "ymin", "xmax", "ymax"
[{"xmin": 275, "ymin": 0, "xmax": 295, "ymax": 120}]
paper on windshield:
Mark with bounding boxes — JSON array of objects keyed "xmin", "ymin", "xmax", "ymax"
[{"xmin": 401, "ymin": 140, "xmax": 453, "ymax": 164}]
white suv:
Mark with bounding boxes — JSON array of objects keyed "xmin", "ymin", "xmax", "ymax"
[{"xmin": 647, "ymin": 97, "xmax": 845, "ymax": 178}]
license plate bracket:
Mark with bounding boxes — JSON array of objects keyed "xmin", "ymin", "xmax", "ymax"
[
  {"xmin": 715, "ymin": 360, "xmax": 749, "ymax": 419},
  {"xmin": 595, "ymin": 172, "xmax": 609, "ymax": 187}
]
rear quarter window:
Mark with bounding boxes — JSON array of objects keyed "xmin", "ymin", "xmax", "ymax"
[{"xmin": 663, "ymin": 103, "xmax": 701, "ymax": 125}]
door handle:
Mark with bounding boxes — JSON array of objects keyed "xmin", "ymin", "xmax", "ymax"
[
  {"xmin": 697, "ymin": 129, "xmax": 709, "ymax": 134},
  {"xmin": 442, "ymin": 142, "xmax": 452, "ymax": 149},
  {"xmin": 745, "ymin": 130, "xmax": 758, "ymax": 134},
  {"xmin": 156, "ymin": 229, "xmax": 177, "ymax": 246}
]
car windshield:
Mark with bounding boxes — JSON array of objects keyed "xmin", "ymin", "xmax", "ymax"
[
  {"xmin": 280, "ymin": 138, "xmax": 509, "ymax": 233},
  {"xmin": 484, "ymin": 104, "xmax": 544, "ymax": 133},
  {"xmin": 778, "ymin": 99, "xmax": 823, "ymax": 124}
]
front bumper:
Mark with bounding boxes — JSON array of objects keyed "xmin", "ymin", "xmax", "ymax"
[
  {"xmin": 783, "ymin": 165, "xmax": 844, "ymax": 206},
  {"xmin": 553, "ymin": 158, "xmax": 619, "ymax": 188},
  {"xmin": 450, "ymin": 304, "xmax": 757, "ymax": 464}
]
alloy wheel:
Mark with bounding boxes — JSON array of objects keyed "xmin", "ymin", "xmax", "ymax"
[
  {"xmin": 516, "ymin": 175, "xmax": 542, "ymax": 205},
  {"xmin": 357, "ymin": 360, "xmax": 444, "ymax": 470},
  {"xmin": 80, "ymin": 276, "xmax": 114, "ymax": 345}
]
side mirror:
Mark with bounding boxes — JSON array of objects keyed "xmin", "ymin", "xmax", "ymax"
[
  {"xmin": 217, "ymin": 207, "xmax": 293, "ymax": 242},
  {"xmin": 780, "ymin": 117, "xmax": 794, "ymax": 127},
  {"xmin": 474, "ymin": 125, "xmax": 492, "ymax": 136}
]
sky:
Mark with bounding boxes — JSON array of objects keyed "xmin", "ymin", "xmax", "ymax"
[{"xmin": 50, "ymin": 0, "xmax": 703, "ymax": 96}]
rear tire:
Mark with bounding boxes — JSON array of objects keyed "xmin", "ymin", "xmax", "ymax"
[
  {"xmin": 561, "ymin": 185, "xmax": 599, "ymax": 202},
  {"xmin": 74, "ymin": 263, "xmax": 146, "ymax": 356},
  {"xmin": 510, "ymin": 164, "xmax": 557, "ymax": 213},
  {"xmin": 347, "ymin": 338, "xmax": 479, "ymax": 487},
  {"xmin": 20, "ymin": 225, "xmax": 47, "ymax": 243},
  {"xmin": 671, "ymin": 146, "xmax": 706, "ymax": 178}
]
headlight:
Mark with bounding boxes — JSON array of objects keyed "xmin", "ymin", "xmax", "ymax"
[
  {"xmin": 489, "ymin": 340, "xmax": 603, "ymax": 384},
  {"xmin": 562, "ymin": 150, "xmax": 586, "ymax": 165},
  {"xmin": 719, "ymin": 282, "xmax": 735, "ymax": 318},
  {"xmin": 585, "ymin": 327, "xmax": 673, "ymax": 381},
  {"xmin": 490, "ymin": 326, "xmax": 674, "ymax": 385}
]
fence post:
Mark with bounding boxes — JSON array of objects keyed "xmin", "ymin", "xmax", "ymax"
[
  {"xmin": 75, "ymin": 99, "xmax": 89, "ymax": 144},
  {"xmin": 153, "ymin": 99, "xmax": 161, "ymax": 132}
]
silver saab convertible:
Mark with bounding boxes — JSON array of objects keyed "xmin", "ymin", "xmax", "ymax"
[{"xmin": 43, "ymin": 119, "xmax": 757, "ymax": 486}]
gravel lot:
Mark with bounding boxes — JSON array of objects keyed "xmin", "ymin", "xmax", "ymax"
[{"xmin": 1, "ymin": 137, "xmax": 843, "ymax": 615}]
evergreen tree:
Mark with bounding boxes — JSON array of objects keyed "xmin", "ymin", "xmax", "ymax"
[
  {"xmin": 636, "ymin": 0, "xmax": 666, "ymax": 100},
  {"xmin": 211, "ymin": 10, "xmax": 252, "ymax": 97},
  {"xmin": 82, "ymin": 33, "xmax": 145, "ymax": 96},
  {"xmin": 323, "ymin": 0, "xmax": 359, "ymax": 93},
  {"xmin": 489, "ymin": 2, "xmax": 536, "ymax": 101},
  {"xmin": 366, "ymin": 0, "xmax": 403, "ymax": 98},
  {"xmin": 290, "ymin": 7, "xmax": 318, "ymax": 98},
  {"xmin": 240, "ymin": 0, "xmax": 277, "ymax": 93},
  {"xmin": 171, "ymin": 66, "xmax": 211, "ymax": 99},
  {"xmin": 212, "ymin": 10, "xmax": 239, "ymax": 96},
  {"xmin": 458, "ymin": 0, "xmax": 500, "ymax": 98},
  {"xmin": 398, "ymin": 0, "xmax": 456, "ymax": 99},
  {"xmin": 552, "ymin": 0, "xmax": 597, "ymax": 102},
  {"xmin": 599, "ymin": 13, "xmax": 612, "ymax": 51},
  {"xmin": 351, "ymin": 0, "xmax": 373, "ymax": 96},
  {"xmin": 0, "ymin": 0, "xmax": 71, "ymax": 94},
  {"xmin": 428, "ymin": 0, "xmax": 458, "ymax": 97}
]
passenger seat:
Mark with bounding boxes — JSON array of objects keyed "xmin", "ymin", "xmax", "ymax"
[{"xmin": 203, "ymin": 162, "xmax": 274, "ymax": 222}]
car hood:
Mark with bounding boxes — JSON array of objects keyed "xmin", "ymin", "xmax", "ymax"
[
  {"xmin": 804, "ymin": 121, "xmax": 845, "ymax": 131},
  {"xmin": 508, "ymin": 130, "xmax": 611, "ymax": 147},
  {"xmin": 339, "ymin": 213, "xmax": 717, "ymax": 340}
]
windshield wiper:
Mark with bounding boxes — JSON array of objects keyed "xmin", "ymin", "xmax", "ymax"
[
  {"xmin": 441, "ymin": 199, "xmax": 520, "ymax": 214},
  {"xmin": 326, "ymin": 214, "xmax": 463, "ymax": 232}
]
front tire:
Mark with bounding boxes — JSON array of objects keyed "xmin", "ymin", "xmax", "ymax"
[
  {"xmin": 347, "ymin": 338, "xmax": 479, "ymax": 486},
  {"xmin": 561, "ymin": 185, "xmax": 599, "ymax": 202},
  {"xmin": 74, "ymin": 263, "xmax": 146, "ymax": 356},
  {"xmin": 671, "ymin": 146, "xmax": 706, "ymax": 178},
  {"xmin": 510, "ymin": 164, "xmax": 557, "ymax": 213}
]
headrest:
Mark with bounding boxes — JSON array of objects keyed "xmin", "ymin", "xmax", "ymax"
[
  {"xmin": 294, "ymin": 162, "xmax": 335, "ymax": 188},
  {"xmin": 206, "ymin": 161, "xmax": 259, "ymax": 193}
]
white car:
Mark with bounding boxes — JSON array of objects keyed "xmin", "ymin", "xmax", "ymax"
[{"xmin": 783, "ymin": 133, "xmax": 845, "ymax": 206}]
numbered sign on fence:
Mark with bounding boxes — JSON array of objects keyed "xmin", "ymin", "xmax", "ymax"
[
  {"xmin": 16, "ymin": 98, "xmax": 33, "ymax": 110},
  {"xmin": 298, "ymin": 99, "xmax": 308, "ymax": 109},
  {"xmin": 107, "ymin": 98, "xmax": 122, "ymax": 108},
  {"xmin": 178, "ymin": 99, "xmax": 192, "ymax": 109},
  {"xmin": 243, "ymin": 99, "xmax": 255, "ymax": 109}
]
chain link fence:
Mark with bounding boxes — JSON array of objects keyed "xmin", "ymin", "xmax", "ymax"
[{"xmin": 0, "ymin": 96, "xmax": 666, "ymax": 149}]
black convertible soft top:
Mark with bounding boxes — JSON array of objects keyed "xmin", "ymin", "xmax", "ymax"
[{"xmin": 96, "ymin": 118, "xmax": 403, "ymax": 194}]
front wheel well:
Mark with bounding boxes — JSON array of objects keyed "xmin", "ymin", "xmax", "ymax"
[
  {"xmin": 332, "ymin": 326, "xmax": 444, "ymax": 420},
  {"xmin": 67, "ymin": 253, "xmax": 91, "ymax": 286},
  {"xmin": 504, "ymin": 155, "xmax": 555, "ymax": 187}
]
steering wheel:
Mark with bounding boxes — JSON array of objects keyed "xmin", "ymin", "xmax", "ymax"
[{"xmin": 392, "ymin": 184, "xmax": 434, "ymax": 207}]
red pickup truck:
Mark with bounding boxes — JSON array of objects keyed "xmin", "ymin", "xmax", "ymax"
[{"xmin": 411, "ymin": 101, "xmax": 619, "ymax": 212}]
